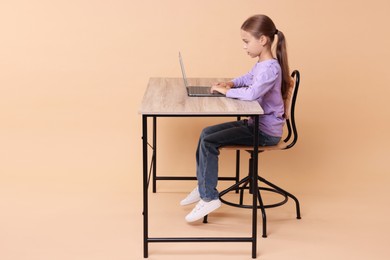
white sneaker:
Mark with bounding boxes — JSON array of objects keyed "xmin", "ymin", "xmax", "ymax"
[
  {"xmin": 180, "ymin": 186, "xmax": 200, "ymax": 206},
  {"xmin": 185, "ymin": 199, "xmax": 221, "ymax": 222}
]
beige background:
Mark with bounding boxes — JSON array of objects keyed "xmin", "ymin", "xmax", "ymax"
[{"xmin": 1, "ymin": 0, "xmax": 389, "ymax": 259}]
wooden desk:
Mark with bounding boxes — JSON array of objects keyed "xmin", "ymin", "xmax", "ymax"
[{"xmin": 139, "ymin": 77, "xmax": 264, "ymax": 258}]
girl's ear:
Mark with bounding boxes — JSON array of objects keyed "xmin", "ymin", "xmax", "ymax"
[{"xmin": 259, "ymin": 35, "xmax": 268, "ymax": 46}]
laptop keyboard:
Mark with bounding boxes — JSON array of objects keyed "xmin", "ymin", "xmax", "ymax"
[{"xmin": 188, "ymin": 86, "xmax": 211, "ymax": 95}]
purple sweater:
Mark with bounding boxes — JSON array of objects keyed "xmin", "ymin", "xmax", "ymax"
[{"xmin": 226, "ymin": 59, "xmax": 284, "ymax": 137}]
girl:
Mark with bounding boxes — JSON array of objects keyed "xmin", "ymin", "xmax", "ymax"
[{"xmin": 181, "ymin": 14, "xmax": 291, "ymax": 222}]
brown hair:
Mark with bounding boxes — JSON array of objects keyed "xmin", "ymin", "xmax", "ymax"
[{"xmin": 241, "ymin": 14, "xmax": 291, "ymax": 99}]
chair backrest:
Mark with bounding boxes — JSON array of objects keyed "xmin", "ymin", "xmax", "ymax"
[{"xmin": 282, "ymin": 70, "xmax": 300, "ymax": 149}]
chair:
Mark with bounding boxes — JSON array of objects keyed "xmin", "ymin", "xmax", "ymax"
[{"xmin": 204, "ymin": 70, "xmax": 301, "ymax": 238}]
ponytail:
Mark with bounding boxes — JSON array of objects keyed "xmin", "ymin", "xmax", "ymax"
[{"xmin": 275, "ymin": 30, "xmax": 291, "ymax": 100}]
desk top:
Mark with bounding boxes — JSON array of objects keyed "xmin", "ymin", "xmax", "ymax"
[{"xmin": 139, "ymin": 78, "xmax": 263, "ymax": 115}]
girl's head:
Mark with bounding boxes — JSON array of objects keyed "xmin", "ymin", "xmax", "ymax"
[
  {"xmin": 241, "ymin": 14, "xmax": 290, "ymax": 99},
  {"xmin": 241, "ymin": 14, "xmax": 277, "ymax": 48}
]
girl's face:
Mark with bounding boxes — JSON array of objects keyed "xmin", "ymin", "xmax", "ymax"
[{"xmin": 240, "ymin": 30, "xmax": 266, "ymax": 59}]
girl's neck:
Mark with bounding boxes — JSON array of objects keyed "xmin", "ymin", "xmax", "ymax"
[{"xmin": 258, "ymin": 49, "xmax": 274, "ymax": 62}]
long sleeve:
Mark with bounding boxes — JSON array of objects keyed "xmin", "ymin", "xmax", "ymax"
[
  {"xmin": 227, "ymin": 69, "xmax": 278, "ymax": 101},
  {"xmin": 225, "ymin": 59, "xmax": 285, "ymax": 137},
  {"xmin": 231, "ymin": 70, "xmax": 254, "ymax": 88}
]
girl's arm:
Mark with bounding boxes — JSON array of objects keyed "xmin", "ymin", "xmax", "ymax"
[
  {"xmin": 231, "ymin": 72, "xmax": 253, "ymax": 87},
  {"xmin": 227, "ymin": 71, "xmax": 277, "ymax": 101},
  {"xmin": 211, "ymin": 69, "xmax": 253, "ymax": 95},
  {"xmin": 211, "ymin": 67, "xmax": 255, "ymax": 95}
]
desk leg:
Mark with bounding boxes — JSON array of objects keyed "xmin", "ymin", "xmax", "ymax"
[
  {"xmin": 152, "ymin": 116, "xmax": 157, "ymax": 193},
  {"xmin": 235, "ymin": 116, "xmax": 241, "ymax": 194},
  {"xmin": 142, "ymin": 115, "xmax": 149, "ymax": 258},
  {"xmin": 252, "ymin": 115, "xmax": 259, "ymax": 259}
]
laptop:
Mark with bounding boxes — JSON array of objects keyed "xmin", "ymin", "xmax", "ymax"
[{"xmin": 179, "ymin": 52, "xmax": 225, "ymax": 97}]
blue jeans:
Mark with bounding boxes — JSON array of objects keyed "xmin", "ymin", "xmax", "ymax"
[{"xmin": 196, "ymin": 120, "xmax": 281, "ymax": 201}]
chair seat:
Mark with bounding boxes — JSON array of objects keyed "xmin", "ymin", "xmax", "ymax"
[{"xmin": 220, "ymin": 141, "xmax": 289, "ymax": 152}]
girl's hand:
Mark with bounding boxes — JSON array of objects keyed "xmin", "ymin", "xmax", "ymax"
[{"xmin": 211, "ymin": 82, "xmax": 234, "ymax": 94}]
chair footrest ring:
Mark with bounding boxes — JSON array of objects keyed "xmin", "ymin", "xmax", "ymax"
[{"xmin": 219, "ymin": 186, "xmax": 289, "ymax": 209}]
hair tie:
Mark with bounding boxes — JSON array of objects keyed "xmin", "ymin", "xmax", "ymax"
[{"xmin": 275, "ymin": 29, "xmax": 279, "ymax": 35}]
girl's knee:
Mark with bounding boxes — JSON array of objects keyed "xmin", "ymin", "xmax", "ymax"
[{"xmin": 200, "ymin": 127, "xmax": 212, "ymax": 138}]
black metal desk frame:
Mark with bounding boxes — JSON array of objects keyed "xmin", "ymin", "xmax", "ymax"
[{"xmin": 142, "ymin": 114, "xmax": 260, "ymax": 258}]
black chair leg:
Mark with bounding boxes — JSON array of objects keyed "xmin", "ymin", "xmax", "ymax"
[
  {"xmin": 218, "ymin": 174, "xmax": 268, "ymax": 238},
  {"xmin": 239, "ymin": 180, "xmax": 250, "ymax": 205},
  {"xmin": 259, "ymin": 176, "xmax": 301, "ymax": 219},
  {"xmin": 257, "ymin": 189, "xmax": 267, "ymax": 238},
  {"xmin": 220, "ymin": 175, "xmax": 251, "ymax": 197},
  {"xmin": 214, "ymin": 151, "xmax": 301, "ymax": 239}
]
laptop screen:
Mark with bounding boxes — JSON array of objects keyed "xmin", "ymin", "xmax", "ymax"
[{"xmin": 179, "ymin": 52, "xmax": 189, "ymax": 87}]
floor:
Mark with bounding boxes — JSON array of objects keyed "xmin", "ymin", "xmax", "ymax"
[
  {"xmin": 1, "ymin": 129, "xmax": 389, "ymax": 260},
  {"xmin": 2, "ymin": 176, "xmax": 388, "ymax": 260}
]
